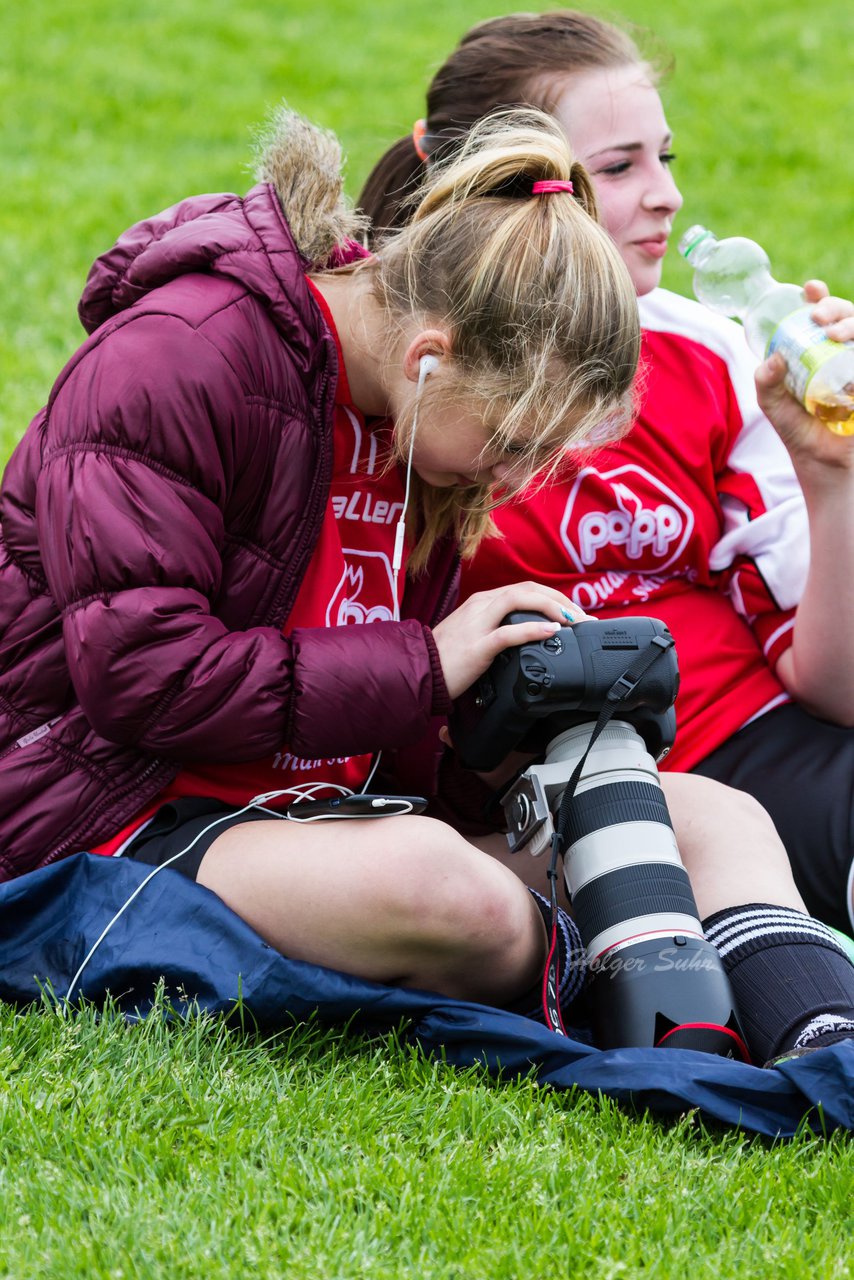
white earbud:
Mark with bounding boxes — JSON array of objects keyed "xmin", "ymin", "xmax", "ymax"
[
  {"xmin": 391, "ymin": 355, "xmax": 440, "ymax": 598},
  {"xmin": 418, "ymin": 353, "xmax": 439, "ymax": 386}
]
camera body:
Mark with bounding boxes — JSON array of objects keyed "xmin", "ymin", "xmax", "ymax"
[
  {"xmin": 449, "ymin": 614, "xmax": 746, "ymax": 1058},
  {"xmin": 450, "ymin": 614, "xmax": 679, "ymax": 773}
]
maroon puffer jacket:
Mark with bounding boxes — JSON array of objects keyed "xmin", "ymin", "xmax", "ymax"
[{"xmin": 0, "ymin": 183, "xmax": 457, "ymax": 881}]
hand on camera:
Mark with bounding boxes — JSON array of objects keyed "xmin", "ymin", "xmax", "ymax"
[{"xmin": 432, "ymin": 581, "xmax": 592, "ymax": 701}]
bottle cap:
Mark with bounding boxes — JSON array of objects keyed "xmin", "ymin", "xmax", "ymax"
[{"xmin": 678, "ymin": 225, "xmax": 715, "ymax": 260}]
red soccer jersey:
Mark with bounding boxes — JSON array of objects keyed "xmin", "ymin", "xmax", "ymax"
[{"xmin": 461, "ymin": 289, "xmax": 803, "ymax": 772}]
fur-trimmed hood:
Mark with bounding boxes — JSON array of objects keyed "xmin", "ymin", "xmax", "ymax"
[{"xmin": 78, "ymin": 107, "xmax": 368, "ymax": 337}]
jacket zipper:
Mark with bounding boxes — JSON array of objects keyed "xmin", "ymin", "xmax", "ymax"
[
  {"xmin": 266, "ymin": 358, "xmax": 335, "ymax": 627},
  {"xmin": 431, "ymin": 551, "xmax": 462, "ymax": 626}
]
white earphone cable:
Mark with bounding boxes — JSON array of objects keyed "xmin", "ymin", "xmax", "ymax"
[
  {"xmin": 63, "ymin": 782, "xmax": 351, "ymax": 1004},
  {"xmin": 392, "ymin": 353, "xmax": 437, "ymax": 614}
]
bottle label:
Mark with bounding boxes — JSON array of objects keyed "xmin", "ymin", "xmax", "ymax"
[{"xmin": 766, "ymin": 305, "xmax": 847, "ymax": 401}]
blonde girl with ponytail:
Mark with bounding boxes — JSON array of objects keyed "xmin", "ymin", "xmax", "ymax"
[
  {"xmin": 1, "ymin": 103, "xmax": 638, "ymax": 1023},
  {"xmin": 317, "ymin": 106, "xmax": 639, "ymax": 571}
]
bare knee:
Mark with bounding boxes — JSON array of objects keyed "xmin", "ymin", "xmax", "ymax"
[{"xmin": 382, "ymin": 819, "xmax": 545, "ymax": 1002}]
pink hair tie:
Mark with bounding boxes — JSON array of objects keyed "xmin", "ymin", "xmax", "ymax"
[{"xmin": 532, "ymin": 179, "xmax": 575, "ymax": 195}]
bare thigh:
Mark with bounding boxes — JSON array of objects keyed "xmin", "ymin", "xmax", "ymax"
[
  {"xmin": 195, "ymin": 812, "xmax": 546, "ymax": 1003},
  {"xmin": 661, "ymin": 773, "xmax": 806, "ymax": 918}
]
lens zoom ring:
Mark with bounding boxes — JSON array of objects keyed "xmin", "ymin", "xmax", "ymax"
[
  {"xmin": 572, "ymin": 863, "xmax": 698, "ymax": 942},
  {"xmin": 560, "ymin": 780, "xmax": 672, "ymax": 845}
]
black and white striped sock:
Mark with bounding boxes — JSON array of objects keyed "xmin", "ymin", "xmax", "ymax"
[
  {"xmin": 507, "ymin": 888, "xmax": 587, "ymax": 1027},
  {"xmin": 703, "ymin": 903, "xmax": 854, "ymax": 1064}
]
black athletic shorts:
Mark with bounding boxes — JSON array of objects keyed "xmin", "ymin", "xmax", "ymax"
[
  {"xmin": 691, "ymin": 703, "xmax": 854, "ymax": 934},
  {"xmin": 120, "ymin": 797, "xmax": 275, "ymax": 882}
]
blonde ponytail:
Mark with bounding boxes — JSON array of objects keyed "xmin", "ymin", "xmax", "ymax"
[{"xmin": 369, "ymin": 108, "xmax": 640, "ymax": 571}]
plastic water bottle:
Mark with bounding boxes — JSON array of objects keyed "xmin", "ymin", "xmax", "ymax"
[{"xmin": 679, "ymin": 225, "xmax": 854, "ymax": 435}]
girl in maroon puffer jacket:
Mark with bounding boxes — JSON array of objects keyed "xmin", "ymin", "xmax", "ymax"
[{"xmin": 2, "ymin": 105, "xmax": 847, "ymax": 1062}]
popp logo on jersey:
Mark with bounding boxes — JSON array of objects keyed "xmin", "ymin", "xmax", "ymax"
[
  {"xmin": 560, "ymin": 465, "xmax": 694, "ymax": 573},
  {"xmin": 326, "ymin": 551, "xmax": 398, "ymax": 627}
]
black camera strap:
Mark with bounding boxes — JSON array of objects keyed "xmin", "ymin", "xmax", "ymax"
[{"xmin": 541, "ymin": 634, "xmax": 675, "ymax": 1036}]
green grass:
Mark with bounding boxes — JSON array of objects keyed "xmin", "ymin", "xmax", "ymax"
[
  {"xmin": 2, "ymin": 1, "xmax": 853, "ymax": 1273},
  {"xmin": 2, "ymin": 0, "xmax": 853, "ymax": 455},
  {"xmin": 0, "ymin": 997, "xmax": 851, "ymax": 1279}
]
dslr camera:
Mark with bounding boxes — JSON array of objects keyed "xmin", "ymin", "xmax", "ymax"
[{"xmin": 450, "ymin": 613, "xmax": 746, "ymax": 1058}]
